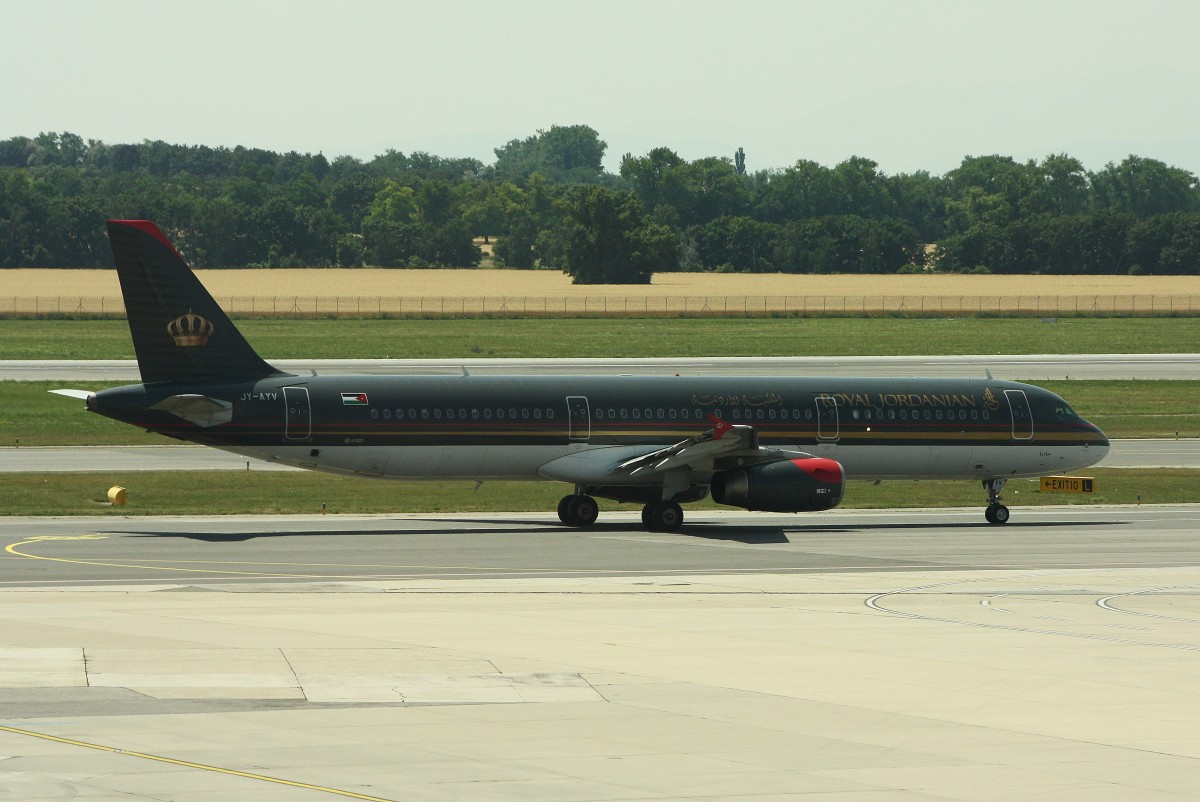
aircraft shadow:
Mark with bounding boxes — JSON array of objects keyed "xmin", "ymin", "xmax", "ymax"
[{"xmin": 120, "ymin": 516, "xmax": 1124, "ymax": 545}]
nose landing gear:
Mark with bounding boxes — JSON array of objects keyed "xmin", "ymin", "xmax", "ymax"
[{"xmin": 983, "ymin": 479, "xmax": 1010, "ymax": 524}]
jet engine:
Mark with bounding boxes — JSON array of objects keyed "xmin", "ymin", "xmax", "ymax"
[{"xmin": 710, "ymin": 457, "xmax": 844, "ymax": 513}]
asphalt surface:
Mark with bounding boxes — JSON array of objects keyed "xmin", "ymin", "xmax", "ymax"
[
  {"xmin": 3, "ymin": 505, "xmax": 1197, "ymax": 587},
  {"xmin": 4, "ymin": 508, "xmax": 1200, "ymax": 800},
  {"xmin": 5, "ymin": 352, "xmax": 1200, "ymax": 381}
]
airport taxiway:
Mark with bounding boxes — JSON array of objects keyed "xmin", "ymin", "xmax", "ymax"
[
  {"xmin": 5, "ymin": 352, "xmax": 1200, "ymax": 381},
  {"xmin": 2, "ymin": 506, "xmax": 1200, "ymax": 800}
]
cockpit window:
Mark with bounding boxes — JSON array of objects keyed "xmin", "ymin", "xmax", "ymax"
[{"xmin": 1053, "ymin": 403, "xmax": 1081, "ymax": 422}]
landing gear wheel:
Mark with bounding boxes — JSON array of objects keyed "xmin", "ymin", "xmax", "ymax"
[
  {"xmin": 982, "ymin": 479, "xmax": 1009, "ymax": 525},
  {"xmin": 986, "ymin": 504, "xmax": 1010, "ymax": 525},
  {"xmin": 557, "ymin": 494, "xmax": 599, "ymax": 527},
  {"xmin": 557, "ymin": 495, "xmax": 574, "ymax": 525},
  {"xmin": 645, "ymin": 501, "xmax": 683, "ymax": 532}
]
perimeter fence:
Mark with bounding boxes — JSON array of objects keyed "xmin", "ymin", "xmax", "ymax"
[{"xmin": 5, "ymin": 293, "xmax": 1200, "ymax": 318}]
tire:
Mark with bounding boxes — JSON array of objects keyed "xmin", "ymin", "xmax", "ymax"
[
  {"xmin": 641, "ymin": 504, "xmax": 655, "ymax": 528},
  {"xmin": 570, "ymin": 495, "xmax": 599, "ymax": 527},
  {"xmin": 984, "ymin": 505, "xmax": 996, "ymax": 524},
  {"xmin": 557, "ymin": 495, "xmax": 575, "ymax": 525},
  {"xmin": 649, "ymin": 501, "xmax": 683, "ymax": 532},
  {"xmin": 992, "ymin": 504, "xmax": 1010, "ymax": 524}
]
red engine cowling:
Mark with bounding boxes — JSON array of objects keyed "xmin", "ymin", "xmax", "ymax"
[{"xmin": 710, "ymin": 457, "xmax": 844, "ymax": 512}]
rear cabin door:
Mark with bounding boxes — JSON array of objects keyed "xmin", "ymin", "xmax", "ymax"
[
  {"xmin": 1005, "ymin": 389, "xmax": 1033, "ymax": 440},
  {"xmin": 566, "ymin": 395, "xmax": 591, "ymax": 441},
  {"xmin": 284, "ymin": 386, "xmax": 312, "ymax": 441}
]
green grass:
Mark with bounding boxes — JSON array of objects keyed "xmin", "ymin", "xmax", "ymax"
[
  {"xmin": 6, "ymin": 379, "xmax": 1197, "ymax": 446},
  {"xmin": 0, "ymin": 469, "xmax": 1189, "ymax": 517},
  {"xmin": 2, "ymin": 316, "xmax": 1199, "ymax": 360}
]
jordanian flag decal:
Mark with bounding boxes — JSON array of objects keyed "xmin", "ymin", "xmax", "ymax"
[{"xmin": 341, "ymin": 392, "xmax": 369, "ymax": 405}]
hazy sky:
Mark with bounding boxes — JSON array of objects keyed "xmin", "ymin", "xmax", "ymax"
[{"xmin": 5, "ymin": 0, "xmax": 1199, "ymax": 176}]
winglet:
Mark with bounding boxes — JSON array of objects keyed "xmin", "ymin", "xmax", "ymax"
[{"xmin": 706, "ymin": 414, "xmax": 733, "ymax": 440}]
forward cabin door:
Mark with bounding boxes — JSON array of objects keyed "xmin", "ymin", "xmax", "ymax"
[
  {"xmin": 284, "ymin": 386, "xmax": 312, "ymax": 441},
  {"xmin": 566, "ymin": 395, "xmax": 591, "ymax": 441},
  {"xmin": 1005, "ymin": 389, "xmax": 1033, "ymax": 440},
  {"xmin": 815, "ymin": 395, "xmax": 839, "ymax": 441}
]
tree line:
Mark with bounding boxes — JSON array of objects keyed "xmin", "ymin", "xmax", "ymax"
[{"xmin": 2, "ymin": 128, "xmax": 1199, "ymax": 283}]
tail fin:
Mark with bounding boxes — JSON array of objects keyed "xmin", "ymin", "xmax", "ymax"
[{"xmin": 106, "ymin": 220, "xmax": 284, "ymax": 383}]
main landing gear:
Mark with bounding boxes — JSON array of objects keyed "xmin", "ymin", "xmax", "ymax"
[
  {"xmin": 641, "ymin": 500, "xmax": 683, "ymax": 532},
  {"xmin": 557, "ymin": 494, "xmax": 599, "ymax": 528},
  {"xmin": 556, "ymin": 493, "xmax": 685, "ymax": 532},
  {"xmin": 983, "ymin": 478, "xmax": 1010, "ymax": 525}
]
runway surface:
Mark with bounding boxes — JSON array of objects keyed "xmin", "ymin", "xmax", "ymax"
[
  {"xmin": 3, "ymin": 506, "xmax": 1199, "ymax": 586},
  {"xmin": 5, "ymin": 352, "xmax": 1200, "ymax": 380},
  {"xmin": 2, "ymin": 437, "xmax": 1195, "ymax": 472},
  {"xmin": 4, "ymin": 507, "xmax": 1200, "ymax": 800}
]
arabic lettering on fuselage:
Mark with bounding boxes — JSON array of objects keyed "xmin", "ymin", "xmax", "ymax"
[{"xmin": 691, "ymin": 393, "xmax": 783, "ymax": 407}]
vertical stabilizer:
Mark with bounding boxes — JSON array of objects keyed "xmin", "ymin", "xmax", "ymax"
[{"xmin": 106, "ymin": 220, "xmax": 283, "ymax": 383}]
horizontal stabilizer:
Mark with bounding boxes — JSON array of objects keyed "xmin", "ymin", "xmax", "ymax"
[
  {"xmin": 49, "ymin": 389, "xmax": 93, "ymax": 400},
  {"xmin": 149, "ymin": 394, "xmax": 233, "ymax": 428}
]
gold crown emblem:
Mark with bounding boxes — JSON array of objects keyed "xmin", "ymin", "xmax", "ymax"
[{"xmin": 167, "ymin": 308, "xmax": 214, "ymax": 347}]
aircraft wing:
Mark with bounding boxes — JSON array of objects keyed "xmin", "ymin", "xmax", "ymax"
[{"xmin": 612, "ymin": 415, "xmax": 807, "ymax": 477}]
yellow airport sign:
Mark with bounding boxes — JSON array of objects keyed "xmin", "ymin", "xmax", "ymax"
[{"xmin": 1040, "ymin": 476, "xmax": 1095, "ymax": 494}]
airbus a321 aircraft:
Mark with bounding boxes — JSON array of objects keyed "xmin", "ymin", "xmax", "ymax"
[{"xmin": 53, "ymin": 220, "xmax": 1110, "ymax": 530}]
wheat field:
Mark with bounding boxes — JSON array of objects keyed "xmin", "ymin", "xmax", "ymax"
[{"xmin": 3, "ymin": 270, "xmax": 1198, "ymax": 316}]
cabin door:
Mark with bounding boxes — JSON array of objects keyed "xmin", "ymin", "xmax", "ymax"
[
  {"xmin": 284, "ymin": 386, "xmax": 312, "ymax": 441},
  {"xmin": 1004, "ymin": 389, "xmax": 1033, "ymax": 440},
  {"xmin": 566, "ymin": 395, "xmax": 591, "ymax": 441},
  {"xmin": 815, "ymin": 395, "xmax": 839, "ymax": 440}
]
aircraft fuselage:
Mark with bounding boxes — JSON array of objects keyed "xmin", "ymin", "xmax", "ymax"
[{"xmin": 90, "ymin": 373, "xmax": 1108, "ymax": 483}]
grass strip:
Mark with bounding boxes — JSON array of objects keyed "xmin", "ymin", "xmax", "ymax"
[
  {"xmin": 1, "ymin": 469, "xmax": 1191, "ymax": 517},
  {"xmin": 2, "ymin": 317, "xmax": 1198, "ymax": 360}
]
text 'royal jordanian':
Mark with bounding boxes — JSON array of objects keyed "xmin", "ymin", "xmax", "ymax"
[{"xmin": 52, "ymin": 220, "xmax": 1110, "ymax": 530}]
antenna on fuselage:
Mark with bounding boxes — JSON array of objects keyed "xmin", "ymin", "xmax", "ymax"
[{"xmin": 985, "ymin": 368, "xmax": 994, "ymax": 380}]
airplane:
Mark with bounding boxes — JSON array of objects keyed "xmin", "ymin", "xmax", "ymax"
[{"xmin": 52, "ymin": 220, "xmax": 1110, "ymax": 530}]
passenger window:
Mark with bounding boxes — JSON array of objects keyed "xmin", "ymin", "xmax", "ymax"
[
  {"xmin": 421, "ymin": 409, "xmax": 429, "ymax": 420},
  {"xmin": 396, "ymin": 409, "xmax": 404, "ymax": 420},
  {"xmin": 484, "ymin": 409, "xmax": 492, "ymax": 419},
  {"xmin": 533, "ymin": 409, "xmax": 541, "ymax": 419},
  {"xmin": 497, "ymin": 409, "xmax": 505, "ymax": 420},
  {"xmin": 769, "ymin": 409, "xmax": 776, "ymax": 419},
  {"xmin": 546, "ymin": 409, "xmax": 554, "ymax": 419},
  {"xmin": 371, "ymin": 409, "xmax": 379, "ymax": 419},
  {"xmin": 434, "ymin": 409, "xmax": 442, "ymax": 419},
  {"xmin": 383, "ymin": 408, "xmax": 391, "ymax": 419},
  {"xmin": 522, "ymin": 409, "xmax": 529, "ymax": 419},
  {"xmin": 509, "ymin": 408, "xmax": 517, "ymax": 419},
  {"xmin": 447, "ymin": 409, "xmax": 455, "ymax": 420},
  {"xmin": 669, "ymin": 408, "xmax": 677, "ymax": 419}
]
